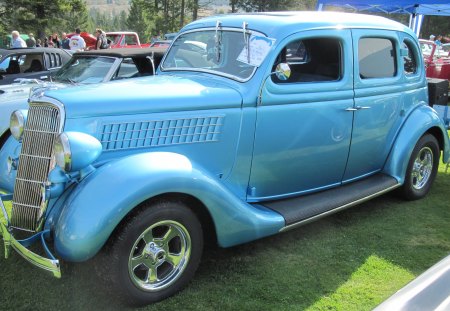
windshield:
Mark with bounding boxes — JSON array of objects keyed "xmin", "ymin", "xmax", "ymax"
[
  {"xmin": 161, "ymin": 29, "xmax": 264, "ymax": 81},
  {"xmin": 53, "ymin": 56, "xmax": 115, "ymax": 84}
]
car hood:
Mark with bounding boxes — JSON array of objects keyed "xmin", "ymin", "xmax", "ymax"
[
  {"xmin": 0, "ymin": 83, "xmax": 33, "ymax": 101},
  {"xmin": 42, "ymin": 75, "xmax": 243, "ymax": 118},
  {"xmin": 0, "ymin": 82, "xmax": 68, "ymax": 135}
]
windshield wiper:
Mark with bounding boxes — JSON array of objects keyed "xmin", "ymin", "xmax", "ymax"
[
  {"xmin": 215, "ymin": 20, "xmax": 222, "ymax": 63},
  {"xmin": 243, "ymin": 22, "xmax": 250, "ymax": 63}
]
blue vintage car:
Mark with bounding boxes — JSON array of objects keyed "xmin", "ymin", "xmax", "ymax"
[{"xmin": 0, "ymin": 12, "xmax": 449, "ymax": 305}]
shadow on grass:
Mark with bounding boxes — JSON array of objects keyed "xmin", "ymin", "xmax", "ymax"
[{"xmin": 0, "ymin": 170, "xmax": 449, "ymax": 311}]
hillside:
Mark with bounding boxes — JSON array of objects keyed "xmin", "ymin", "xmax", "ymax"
[{"xmin": 86, "ymin": 0, "xmax": 231, "ymax": 15}]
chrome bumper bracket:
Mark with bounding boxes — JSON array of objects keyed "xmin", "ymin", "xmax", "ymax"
[{"xmin": 0, "ymin": 193, "xmax": 61, "ymax": 278}]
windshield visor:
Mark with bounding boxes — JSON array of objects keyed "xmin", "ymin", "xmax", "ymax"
[{"xmin": 161, "ymin": 29, "xmax": 266, "ymax": 81}]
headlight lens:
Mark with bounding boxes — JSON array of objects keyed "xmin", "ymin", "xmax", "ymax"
[
  {"xmin": 53, "ymin": 133, "xmax": 71, "ymax": 172},
  {"xmin": 10, "ymin": 110, "xmax": 27, "ymax": 141}
]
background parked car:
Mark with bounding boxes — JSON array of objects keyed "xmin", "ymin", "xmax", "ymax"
[
  {"xmin": 419, "ymin": 39, "xmax": 450, "ymax": 81},
  {"xmin": 0, "ymin": 47, "xmax": 71, "ymax": 85},
  {"xmin": 0, "ymin": 47, "xmax": 167, "ymax": 141}
]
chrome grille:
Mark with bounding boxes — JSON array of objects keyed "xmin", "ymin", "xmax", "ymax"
[{"xmin": 11, "ymin": 103, "xmax": 61, "ymax": 232}]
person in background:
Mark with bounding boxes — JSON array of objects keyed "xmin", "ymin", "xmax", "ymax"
[
  {"xmin": 429, "ymin": 34, "xmax": 435, "ymax": 41},
  {"xmin": 11, "ymin": 30, "xmax": 26, "ymax": 48},
  {"xmin": 47, "ymin": 35, "xmax": 55, "ymax": 48},
  {"xmin": 61, "ymin": 32, "xmax": 70, "ymax": 49},
  {"xmin": 69, "ymin": 28, "xmax": 86, "ymax": 51},
  {"xmin": 150, "ymin": 34, "xmax": 158, "ymax": 44},
  {"xmin": 95, "ymin": 28, "xmax": 108, "ymax": 49},
  {"xmin": 435, "ymin": 35, "xmax": 443, "ymax": 47},
  {"xmin": 51, "ymin": 33, "xmax": 61, "ymax": 48},
  {"xmin": 36, "ymin": 38, "xmax": 41, "ymax": 47},
  {"xmin": 26, "ymin": 33, "xmax": 36, "ymax": 47}
]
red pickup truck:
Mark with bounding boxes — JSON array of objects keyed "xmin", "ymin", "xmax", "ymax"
[{"xmin": 68, "ymin": 32, "xmax": 152, "ymax": 50}]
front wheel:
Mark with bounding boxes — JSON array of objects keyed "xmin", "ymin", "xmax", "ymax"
[
  {"xmin": 399, "ymin": 134, "xmax": 440, "ymax": 200},
  {"xmin": 100, "ymin": 200, "xmax": 203, "ymax": 306}
]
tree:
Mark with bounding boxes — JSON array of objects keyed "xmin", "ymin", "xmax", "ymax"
[
  {"xmin": 233, "ymin": 0, "xmax": 294, "ymax": 12},
  {"xmin": 127, "ymin": 0, "xmax": 151, "ymax": 41},
  {"xmin": 64, "ymin": 0, "xmax": 89, "ymax": 32},
  {"xmin": 3, "ymin": 0, "xmax": 89, "ymax": 39}
]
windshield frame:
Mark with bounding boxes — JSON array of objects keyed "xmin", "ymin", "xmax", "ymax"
[{"xmin": 160, "ymin": 27, "xmax": 268, "ymax": 83}]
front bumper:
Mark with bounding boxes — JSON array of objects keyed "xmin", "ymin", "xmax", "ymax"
[{"xmin": 0, "ymin": 193, "xmax": 61, "ymax": 278}]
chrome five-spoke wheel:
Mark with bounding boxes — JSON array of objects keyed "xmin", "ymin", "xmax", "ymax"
[
  {"xmin": 400, "ymin": 134, "xmax": 439, "ymax": 200},
  {"xmin": 411, "ymin": 146, "xmax": 433, "ymax": 190},
  {"xmin": 100, "ymin": 200, "xmax": 203, "ymax": 306},
  {"xmin": 129, "ymin": 220, "xmax": 191, "ymax": 291}
]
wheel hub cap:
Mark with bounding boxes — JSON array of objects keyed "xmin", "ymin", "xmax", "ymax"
[
  {"xmin": 128, "ymin": 220, "xmax": 191, "ymax": 292},
  {"xmin": 411, "ymin": 146, "xmax": 433, "ymax": 190}
]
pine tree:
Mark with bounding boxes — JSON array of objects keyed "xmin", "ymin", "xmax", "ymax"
[{"xmin": 127, "ymin": 0, "xmax": 151, "ymax": 41}]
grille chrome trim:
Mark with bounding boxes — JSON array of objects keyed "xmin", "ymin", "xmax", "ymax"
[{"xmin": 11, "ymin": 98, "xmax": 64, "ymax": 233}]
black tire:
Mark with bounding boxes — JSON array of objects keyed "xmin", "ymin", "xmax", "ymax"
[
  {"xmin": 98, "ymin": 200, "xmax": 203, "ymax": 306},
  {"xmin": 399, "ymin": 134, "xmax": 440, "ymax": 200}
]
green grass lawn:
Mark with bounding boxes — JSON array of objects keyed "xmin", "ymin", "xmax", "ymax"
[{"xmin": 0, "ymin": 162, "xmax": 449, "ymax": 311}]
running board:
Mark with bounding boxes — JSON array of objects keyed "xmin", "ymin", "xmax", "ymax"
[{"xmin": 257, "ymin": 173, "xmax": 400, "ymax": 232}]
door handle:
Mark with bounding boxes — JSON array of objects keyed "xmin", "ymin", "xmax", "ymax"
[{"xmin": 345, "ymin": 106, "xmax": 371, "ymax": 112}]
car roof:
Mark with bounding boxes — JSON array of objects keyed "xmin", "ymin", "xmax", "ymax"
[
  {"xmin": 106, "ymin": 32, "xmax": 137, "ymax": 35},
  {"xmin": 0, "ymin": 47, "xmax": 70, "ymax": 55},
  {"xmin": 182, "ymin": 11, "xmax": 415, "ymax": 39},
  {"xmin": 74, "ymin": 47, "xmax": 167, "ymax": 58}
]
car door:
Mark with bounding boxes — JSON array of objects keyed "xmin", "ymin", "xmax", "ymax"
[
  {"xmin": 343, "ymin": 30, "xmax": 405, "ymax": 181},
  {"xmin": 248, "ymin": 29, "xmax": 354, "ymax": 201}
]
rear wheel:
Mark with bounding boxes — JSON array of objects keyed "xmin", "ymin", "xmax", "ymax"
[
  {"xmin": 100, "ymin": 200, "xmax": 203, "ymax": 306},
  {"xmin": 399, "ymin": 134, "xmax": 440, "ymax": 200}
]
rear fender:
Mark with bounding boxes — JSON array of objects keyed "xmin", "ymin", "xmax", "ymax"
[
  {"xmin": 51, "ymin": 152, "xmax": 284, "ymax": 262},
  {"xmin": 383, "ymin": 105, "xmax": 450, "ymax": 182}
]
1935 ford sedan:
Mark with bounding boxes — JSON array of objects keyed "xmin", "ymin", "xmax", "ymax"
[{"xmin": 0, "ymin": 12, "xmax": 449, "ymax": 305}]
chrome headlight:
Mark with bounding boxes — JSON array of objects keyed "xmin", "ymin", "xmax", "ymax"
[
  {"xmin": 10, "ymin": 110, "xmax": 28, "ymax": 141},
  {"xmin": 53, "ymin": 132, "xmax": 71, "ymax": 172},
  {"xmin": 53, "ymin": 132, "xmax": 102, "ymax": 173}
]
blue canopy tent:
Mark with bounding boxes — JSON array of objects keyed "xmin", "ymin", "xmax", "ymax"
[{"xmin": 316, "ymin": 1, "xmax": 450, "ymax": 36}]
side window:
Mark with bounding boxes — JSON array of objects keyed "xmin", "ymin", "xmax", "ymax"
[
  {"xmin": 359, "ymin": 38, "xmax": 396, "ymax": 79},
  {"xmin": 125, "ymin": 35, "xmax": 138, "ymax": 46},
  {"xmin": 403, "ymin": 41, "xmax": 417, "ymax": 75},
  {"xmin": 113, "ymin": 58, "xmax": 139, "ymax": 80},
  {"xmin": 45, "ymin": 53, "xmax": 51, "ymax": 68},
  {"xmin": 51, "ymin": 53, "xmax": 58, "ymax": 68},
  {"xmin": 272, "ymin": 37, "xmax": 341, "ymax": 84}
]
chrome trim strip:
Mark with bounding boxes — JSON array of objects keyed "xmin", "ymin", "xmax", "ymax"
[{"xmin": 279, "ymin": 183, "xmax": 401, "ymax": 232}]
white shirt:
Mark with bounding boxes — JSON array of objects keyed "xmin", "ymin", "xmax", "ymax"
[
  {"xmin": 69, "ymin": 35, "xmax": 86, "ymax": 51},
  {"xmin": 12, "ymin": 37, "xmax": 26, "ymax": 48}
]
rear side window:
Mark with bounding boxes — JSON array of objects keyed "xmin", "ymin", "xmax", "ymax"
[
  {"xmin": 403, "ymin": 41, "xmax": 417, "ymax": 75},
  {"xmin": 359, "ymin": 38, "xmax": 396, "ymax": 79}
]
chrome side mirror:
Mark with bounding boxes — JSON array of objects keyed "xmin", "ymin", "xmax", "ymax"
[{"xmin": 275, "ymin": 63, "xmax": 291, "ymax": 81}]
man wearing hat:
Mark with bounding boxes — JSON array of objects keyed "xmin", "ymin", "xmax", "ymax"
[
  {"xmin": 429, "ymin": 34, "xmax": 435, "ymax": 41},
  {"xmin": 26, "ymin": 33, "xmax": 36, "ymax": 47}
]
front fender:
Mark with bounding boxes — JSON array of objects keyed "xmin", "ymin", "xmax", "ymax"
[
  {"xmin": 51, "ymin": 152, "xmax": 284, "ymax": 262},
  {"xmin": 383, "ymin": 105, "xmax": 450, "ymax": 182}
]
